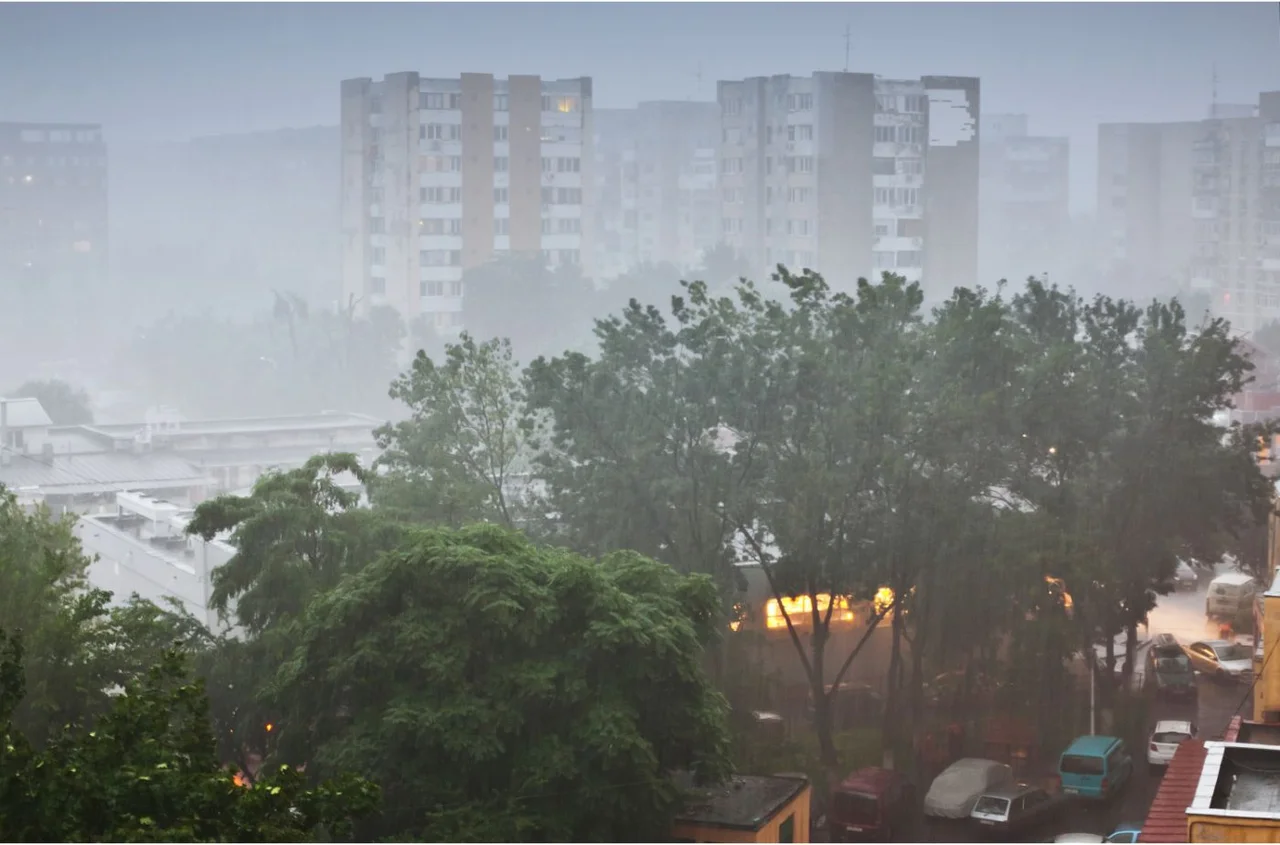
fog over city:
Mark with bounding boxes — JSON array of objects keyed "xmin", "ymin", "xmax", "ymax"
[{"xmin": 4, "ymin": 3, "xmax": 1280, "ymax": 843}]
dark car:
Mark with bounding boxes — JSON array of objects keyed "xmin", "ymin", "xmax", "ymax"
[
  {"xmin": 1143, "ymin": 633, "xmax": 1196, "ymax": 700},
  {"xmin": 828, "ymin": 767, "xmax": 915, "ymax": 842},
  {"xmin": 968, "ymin": 782, "xmax": 1066, "ymax": 838}
]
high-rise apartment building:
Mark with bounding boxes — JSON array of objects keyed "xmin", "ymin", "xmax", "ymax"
[
  {"xmin": 716, "ymin": 73, "xmax": 980, "ymax": 296},
  {"xmin": 0, "ymin": 122, "xmax": 108, "ymax": 293},
  {"xmin": 979, "ymin": 114, "xmax": 1070, "ymax": 285},
  {"xmin": 591, "ymin": 101, "xmax": 719, "ymax": 278},
  {"xmin": 1098, "ymin": 96, "xmax": 1280, "ymax": 332},
  {"xmin": 340, "ymin": 73, "xmax": 592, "ymax": 330}
]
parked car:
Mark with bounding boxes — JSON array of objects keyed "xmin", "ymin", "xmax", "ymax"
[
  {"xmin": 968, "ymin": 782, "xmax": 1066, "ymax": 838},
  {"xmin": 1143, "ymin": 634, "xmax": 1196, "ymax": 700},
  {"xmin": 1172, "ymin": 560, "xmax": 1199, "ymax": 591},
  {"xmin": 924, "ymin": 758, "xmax": 1014, "ymax": 819},
  {"xmin": 827, "ymin": 767, "xmax": 915, "ymax": 842},
  {"xmin": 1185, "ymin": 639, "xmax": 1253, "ymax": 682},
  {"xmin": 1058, "ymin": 735, "xmax": 1133, "ymax": 801},
  {"xmin": 1147, "ymin": 720, "xmax": 1196, "ymax": 771},
  {"xmin": 1053, "ymin": 826, "xmax": 1141, "ymax": 844}
]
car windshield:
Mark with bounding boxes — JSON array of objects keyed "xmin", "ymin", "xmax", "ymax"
[
  {"xmin": 1214, "ymin": 644, "xmax": 1251, "ymax": 662},
  {"xmin": 1152, "ymin": 731, "xmax": 1191, "ymax": 744},
  {"xmin": 832, "ymin": 791, "xmax": 879, "ymax": 824},
  {"xmin": 1156, "ymin": 657, "xmax": 1190, "ymax": 673},
  {"xmin": 973, "ymin": 795, "xmax": 1010, "ymax": 816},
  {"xmin": 1061, "ymin": 754, "xmax": 1105, "ymax": 775}
]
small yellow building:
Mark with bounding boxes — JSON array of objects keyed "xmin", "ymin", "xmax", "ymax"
[{"xmin": 672, "ymin": 774, "xmax": 811, "ymax": 844}]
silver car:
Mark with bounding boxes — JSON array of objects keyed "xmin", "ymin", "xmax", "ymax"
[{"xmin": 1185, "ymin": 639, "xmax": 1253, "ymax": 682}]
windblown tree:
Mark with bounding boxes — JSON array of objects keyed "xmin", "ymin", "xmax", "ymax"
[
  {"xmin": 265, "ymin": 523, "xmax": 732, "ymax": 842},
  {"xmin": 462, "ymin": 256, "xmax": 599, "ymax": 360},
  {"xmin": 0, "ymin": 631, "xmax": 378, "ymax": 842},
  {"xmin": 9, "ymin": 379, "xmax": 94, "ymax": 425},
  {"xmin": 374, "ymin": 334, "xmax": 535, "ymax": 528}
]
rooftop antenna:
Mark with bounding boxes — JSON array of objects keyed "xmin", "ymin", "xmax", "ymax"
[{"xmin": 844, "ymin": 24, "xmax": 851, "ymax": 72}]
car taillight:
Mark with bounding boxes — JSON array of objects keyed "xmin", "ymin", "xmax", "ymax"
[
  {"xmin": 1101, "ymin": 778, "xmax": 1109, "ymax": 792},
  {"xmin": 1150, "ymin": 743, "xmax": 1159, "ymax": 752}
]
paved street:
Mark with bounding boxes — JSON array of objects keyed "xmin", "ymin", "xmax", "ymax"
[{"xmin": 907, "ymin": 567, "xmax": 1253, "ymax": 843}]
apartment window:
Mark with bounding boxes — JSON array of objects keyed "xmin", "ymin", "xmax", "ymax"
[
  {"xmin": 904, "ymin": 95, "xmax": 926, "ymax": 113},
  {"xmin": 560, "ymin": 249, "xmax": 580, "ymax": 265},
  {"xmin": 722, "ymin": 98, "xmax": 743, "ymax": 116},
  {"xmin": 897, "ymin": 250, "xmax": 923, "ymax": 267},
  {"xmin": 787, "ymin": 93, "xmax": 813, "ymax": 112},
  {"xmin": 495, "ymin": 156, "xmax": 509, "ymax": 172},
  {"xmin": 369, "ymin": 217, "xmax": 385, "ymax": 234},
  {"xmin": 722, "ymin": 157, "xmax": 743, "ymax": 175},
  {"xmin": 420, "ymin": 92, "xmax": 447, "ymax": 110},
  {"xmin": 541, "ymin": 217, "xmax": 554, "ymax": 235},
  {"xmin": 721, "ymin": 217, "xmax": 743, "ymax": 234},
  {"xmin": 494, "ymin": 125, "xmax": 508, "ymax": 142},
  {"xmin": 423, "ymin": 155, "xmax": 462, "ymax": 172},
  {"xmin": 370, "ymin": 247, "xmax": 386, "ymax": 264},
  {"xmin": 494, "ymin": 187, "xmax": 509, "ymax": 204},
  {"xmin": 873, "ymin": 251, "xmax": 896, "ymax": 269},
  {"xmin": 899, "ymin": 158, "xmax": 923, "ymax": 176},
  {"xmin": 874, "ymin": 220, "xmax": 892, "ymax": 237},
  {"xmin": 542, "ymin": 157, "xmax": 553, "ymax": 173},
  {"xmin": 370, "ymin": 277, "xmax": 386, "ymax": 294},
  {"xmin": 541, "ymin": 187, "xmax": 554, "ymax": 204},
  {"xmin": 494, "ymin": 94, "xmax": 508, "ymax": 111},
  {"xmin": 556, "ymin": 187, "xmax": 583, "ymax": 204},
  {"xmin": 542, "ymin": 95, "xmax": 579, "ymax": 113},
  {"xmin": 787, "ymin": 125, "xmax": 814, "ymax": 142},
  {"xmin": 422, "ymin": 123, "xmax": 460, "ymax": 142},
  {"xmin": 421, "ymin": 186, "xmax": 462, "ymax": 204},
  {"xmin": 874, "ymin": 187, "xmax": 891, "ymax": 205},
  {"xmin": 789, "ymin": 156, "xmax": 814, "ymax": 174},
  {"xmin": 873, "ymin": 157, "xmax": 896, "ymax": 176},
  {"xmin": 874, "ymin": 126, "xmax": 895, "ymax": 143},
  {"xmin": 421, "ymin": 281, "xmax": 444, "ymax": 296},
  {"xmin": 788, "ymin": 187, "xmax": 811, "ymax": 203},
  {"xmin": 898, "ymin": 125, "xmax": 922, "ymax": 144},
  {"xmin": 447, "ymin": 281, "xmax": 462, "ymax": 297},
  {"xmin": 420, "ymin": 249, "xmax": 461, "ymax": 266},
  {"xmin": 557, "ymin": 157, "xmax": 581, "ymax": 173},
  {"xmin": 558, "ymin": 218, "xmax": 581, "ymax": 234},
  {"xmin": 370, "ymin": 96, "xmax": 383, "ymax": 115},
  {"xmin": 495, "ymin": 217, "xmax": 509, "ymax": 235},
  {"xmin": 723, "ymin": 187, "xmax": 742, "ymax": 203}
]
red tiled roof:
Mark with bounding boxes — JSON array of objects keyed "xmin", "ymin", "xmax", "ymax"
[{"xmin": 1138, "ymin": 740, "xmax": 1207, "ymax": 843}]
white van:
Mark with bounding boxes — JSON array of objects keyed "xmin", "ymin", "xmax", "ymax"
[{"xmin": 1206, "ymin": 573, "xmax": 1256, "ymax": 620}]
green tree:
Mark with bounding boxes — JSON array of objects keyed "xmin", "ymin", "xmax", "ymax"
[
  {"xmin": 0, "ymin": 630, "xmax": 378, "ymax": 842},
  {"xmin": 374, "ymin": 334, "xmax": 534, "ymax": 528},
  {"xmin": 9, "ymin": 379, "xmax": 94, "ymax": 425},
  {"xmin": 266, "ymin": 523, "xmax": 732, "ymax": 842}
]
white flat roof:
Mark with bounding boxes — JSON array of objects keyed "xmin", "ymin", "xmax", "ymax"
[{"xmin": 1211, "ymin": 572, "xmax": 1255, "ymax": 587}]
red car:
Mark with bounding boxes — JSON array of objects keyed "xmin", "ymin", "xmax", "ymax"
[{"xmin": 828, "ymin": 767, "xmax": 916, "ymax": 842}]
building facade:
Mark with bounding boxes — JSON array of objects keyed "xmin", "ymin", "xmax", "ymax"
[
  {"xmin": 716, "ymin": 73, "xmax": 980, "ymax": 297},
  {"xmin": 340, "ymin": 72, "xmax": 593, "ymax": 330},
  {"xmin": 591, "ymin": 101, "xmax": 719, "ymax": 278},
  {"xmin": 979, "ymin": 114, "xmax": 1070, "ymax": 286}
]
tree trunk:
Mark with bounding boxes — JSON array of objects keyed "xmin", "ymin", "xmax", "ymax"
[
  {"xmin": 810, "ymin": 632, "xmax": 837, "ymax": 771},
  {"xmin": 1121, "ymin": 622, "xmax": 1139, "ymax": 691},
  {"xmin": 883, "ymin": 607, "xmax": 904, "ymax": 770}
]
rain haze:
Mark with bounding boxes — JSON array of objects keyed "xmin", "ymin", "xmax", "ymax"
[{"xmin": 5, "ymin": 3, "xmax": 1280, "ymax": 843}]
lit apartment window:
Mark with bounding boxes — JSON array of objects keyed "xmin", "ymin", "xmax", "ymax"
[{"xmin": 542, "ymin": 95, "xmax": 579, "ymax": 113}]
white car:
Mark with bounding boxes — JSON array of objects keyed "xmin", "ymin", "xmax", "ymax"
[
  {"xmin": 1147, "ymin": 719, "xmax": 1195, "ymax": 769},
  {"xmin": 923, "ymin": 757, "xmax": 1014, "ymax": 818}
]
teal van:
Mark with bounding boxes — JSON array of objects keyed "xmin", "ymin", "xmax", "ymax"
[{"xmin": 1058, "ymin": 736, "xmax": 1133, "ymax": 800}]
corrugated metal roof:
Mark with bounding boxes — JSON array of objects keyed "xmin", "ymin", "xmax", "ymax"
[
  {"xmin": 0, "ymin": 450, "xmax": 212, "ymax": 494},
  {"xmin": 1138, "ymin": 739, "xmax": 1208, "ymax": 843},
  {"xmin": 81, "ymin": 411, "xmax": 384, "ymax": 439},
  {"xmin": 0, "ymin": 397, "xmax": 52, "ymax": 428}
]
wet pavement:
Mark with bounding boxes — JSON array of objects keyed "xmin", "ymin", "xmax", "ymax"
[{"xmin": 899, "ymin": 570, "xmax": 1254, "ymax": 843}]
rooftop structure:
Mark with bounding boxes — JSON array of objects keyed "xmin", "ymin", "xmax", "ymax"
[{"xmin": 672, "ymin": 773, "xmax": 811, "ymax": 842}]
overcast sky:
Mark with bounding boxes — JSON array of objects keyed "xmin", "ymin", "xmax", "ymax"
[{"xmin": 2, "ymin": 2, "xmax": 1277, "ymax": 211}]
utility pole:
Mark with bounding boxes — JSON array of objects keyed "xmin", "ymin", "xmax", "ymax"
[{"xmin": 844, "ymin": 24, "xmax": 851, "ymax": 72}]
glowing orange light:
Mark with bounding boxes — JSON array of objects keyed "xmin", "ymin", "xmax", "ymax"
[
  {"xmin": 265, "ymin": 723, "xmax": 274, "ymax": 733},
  {"xmin": 873, "ymin": 587, "xmax": 895, "ymax": 615},
  {"xmin": 233, "ymin": 771, "xmax": 249, "ymax": 788},
  {"xmin": 764, "ymin": 594, "xmax": 856, "ymax": 629}
]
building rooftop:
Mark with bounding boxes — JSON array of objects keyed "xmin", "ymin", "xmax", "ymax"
[
  {"xmin": 0, "ymin": 450, "xmax": 214, "ymax": 496},
  {"xmin": 1192, "ymin": 742, "xmax": 1280, "ymax": 818},
  {"xmin": 1139, "ymin": 739, "xmax": 1207, "ymax": 842},
  {"xmin": 79, "ymin": 410, "xmax": 383, "ymax": 440},
  {"xmin": 0, "ymin": 397, "xmax": 53, "ymax": 428},
  {"xmin": 674, "ymin": 773, "xmax": 809, "ymax": 832}
]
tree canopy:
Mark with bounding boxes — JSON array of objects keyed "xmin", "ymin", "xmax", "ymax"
[{"xmin": 8, "ymin": 379, "xmax": 94, "ymax": 425}]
